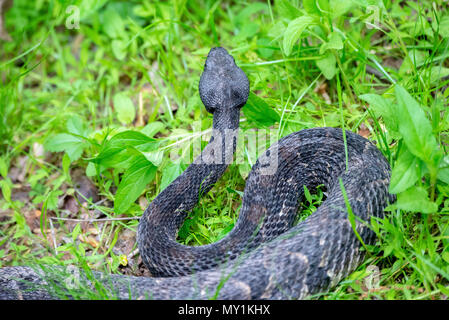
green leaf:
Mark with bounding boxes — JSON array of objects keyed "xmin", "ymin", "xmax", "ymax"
[
  {"xmin": 235, "ymin": 2, "xmax": 268, "ymax": 25},
  {"xmin": 438, "ymin": 156, "xmax": 449, "ymax": 184},
  {"xmin": 438, "ymin": 168, "xmax": 449, "ymax": 185},
  {"xmin": 399, "ymin": 50, "xmax": 427, "ymax": 74},
  {"xmin": 0, "ymin": 179, "xmax": 12, "ymax": 202},
  {"xmin": 243, "ymin": 92, "xmax": 280, "ymax": 127},
  {"xmin": 438, "ymin": 15, "xmax": 449, "ymax": 38},
  {"xmin": 389, "ymin": 147, "xmax": 421, "ymax": 194},
  {"xmin": 111, "ymin": 39, "xmax": 127, "ymax": 61},
  {"xmin": 113, "ymin": 93, "xmax": 135, "ymax": 124},
  {"xmin": 276, "ymin": 0, "xmax": 301, "ymax": 20},
  {"xmin": 359, "ymin": 93, "xmax": 399, "ymax": 136},
  {"xmin": 114, "ymin": 156, "xmax": 157, "ymax": 214},
  {"xmin": 62, "ymin": 153, "xmax": 71, "ymax": 177},
  {"xmin": 94, "ymin": 130, "xmax": 157, "ymax": 163},
  {"xmin": 320, "ymin": 32, "xmax": 343, "ymax": 54},
  {"xmin": 329, "ymin": 0, "xmax": 354, "ymax": 19},
  {"xmin": 394, "ymin": 85, "xmax": 438, "ymax": 164},
  {"xmin": 268, "ymin": 21, "xmax": 287, "ymax": 41},
  {"xmin": 143, "ymin": 150, "xmax": 164, "ymax": 167},
  {"xmin": 96, "ymin": 149, "xmax": 138, "ymax": 171},
  {"xmin": 86, "ymin": 162, "xmax": 97, "ymax": 177},
  {"xmin": 141, "ymin": 121, "xmax": 165, "ymax": 138},
  {"xmin": 316, "ymin": 52, "xmax": 337, "ymax": 80},
  {"xmin": 303, "ymin": 0, "xmax": 329, "ymax": 16},
  {"xmin": 283, "ymin": 15, "xmax": 315, "ymax": 56},
  {"xmin": 72, "ymin": 223, "xmax": 82, "ymax": 242},
  {"xmin": 396, "ymin": 187, "xmax": 438, "ymax": 214},
  {"xmin": 44, "ymin": 133, "xmax": 86, "ymax": 162},
  {"xmin": 303, "ymin": 185, "xmax": 313, "ymax": 203},
  {"xmin": 0, "ymin": 157, "xmax": 9, "ymax": 178},
  {"xmin": 236, "ymin": 23, "xmax": 259, "ymax": 40},
  {"xmin": 67, "ymin": 115, "xmax": 88, "ymax": 137},
  {"xmin": 102, "ymin": 8, "xmax": 125, "ymax": 39},
  {"xmin": 429, "ymin": 67, "xmax": 449, "ymax": 86},
  {"xmin": 46, "ymin": 190, "xmax": 64, "ymax": 211},
  {"xmin": 160, "ymin": 163, "xmax": 186, "ymax": 192}
]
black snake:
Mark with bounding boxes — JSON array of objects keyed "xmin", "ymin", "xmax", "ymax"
[{"xmin": 0, "ymin": 47, "xmax": 394, "ymax": 299}]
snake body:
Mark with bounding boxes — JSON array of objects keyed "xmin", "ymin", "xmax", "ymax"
[{"xmin": 0, "ymin": 47, "xmax": 393, "ymax": 300}]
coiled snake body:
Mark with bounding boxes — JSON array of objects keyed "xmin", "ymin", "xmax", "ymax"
[{"xmin": 0, "ymin": 48, "xmax": 393, "ymax": 300}]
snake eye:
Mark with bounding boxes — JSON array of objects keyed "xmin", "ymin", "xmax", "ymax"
[{"xmin": 204, "ymin": 102, "xmax": 216, "ymax": 114}]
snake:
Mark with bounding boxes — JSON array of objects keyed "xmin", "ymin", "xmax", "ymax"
[{"xmin": 0, "ymin": 47, "xmax": 394, "ymax": 300}]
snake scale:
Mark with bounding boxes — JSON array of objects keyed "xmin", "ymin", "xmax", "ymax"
[{"xmin": 0, "ymin": 47, "xmax": 394, "ymax": 300}]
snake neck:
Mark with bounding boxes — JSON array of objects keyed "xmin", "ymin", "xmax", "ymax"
[
  {"xmin": 197, "ymin": 108, "xmax": 240, "ymax": 167},
  {"xmin": 138, "ymin": 108, "xmax": 241, "ymax": 274}
]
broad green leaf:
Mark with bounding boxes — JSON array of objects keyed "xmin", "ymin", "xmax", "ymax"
[
  {"xmin": 438, "ymin": 156, "xmax": 449, "ymax": 184},
  {"xmin": 102, "ymin": 8, "xmax": 125, "ymax": 39},
  {"xmin": 394, "ymin": 85, "xmax": 437, "ymax": 163},
  {"xmin": 111, "ymin": 39, "xmax": 127, "ymax": 61},
  {"xmin": 235, "ymin": 3, "xmax": 267, "ymax": 24},
  {"xmin": 243, "ymin": 92, "xmax": 280, "ymax": 127},
  {"xmin": 329, "ymin": 0, "xmax": 354, "ymax": 19},
  {"xmin": 96, "ymin": 149, "xmax": 138, "ymax": 171},
  {"xmin": 67, "ymin": 115, "xmax": 88, "ymax": 137},
  {"xmin": 160, "ymin": 163, "xmax": 186, "ymax": 192},
  {"xmin": 141, "ymin": 121, "xmax": 165, "ymax": 138},
  {"xmin": 256, "ymin": 38, "xmax": 275, "ymax": 59},
  {"xmin": 399, "ymin": 50, "xmax": 427, "ymax": 75},
  {"xmin": 113, "ymin": 93, "xmax": 135, "ymax": 124},
  {"xmin": 389, "ymin": 147, "xmax": 421, "ymax": 194},
  {"xmin": 79, "ymin": 0, "xmax": 108, "ymax": 20},
  {"xmin": 46, "ymin": 190, "xmax": 64, "ymax": 211},
  {"xmin": 276, "ymin": 0, "xmax": 301, "ymax": 20},
  {"xmin": 283, "ymin": 15, "xmax": 315, "ymax": 56},
  {"xmin": 437, "ymin": 168, "xmax": 449, "ymax": 184},
  {"xmin": 86, "ymin": 162, "xmax": 97, "ymax": 177},
  {"xmin": 320, "ymin": 32, "xmax": 343, "ymax": 54},
  {"xmin": 114, "ymin": 156, "xmax": 157, "ymax": 214},
  {"xmin": 235, "ymin": 3, "xmax": 268, "ymax": 25},
  {"xmin": 316, "ymin": 52, "xmax": 336, "ymax": 80},
  {"xmin": 303, "ymin": 0, "xmax": 329, "ymax": 16},
  {"xmin": 396, "ymin": 187, "xmax": 438, "ymax": 214},
  {"xmin": 429, "ymin": 67, "xmax": 449, "ymax": 85},
  {"xmin": 143, "ymin": 150, "xmax": 164, "ymax": 167},
  {"xmin": 438, "ymin": 15, "xmax": 449, "ymax": 38},
  {"xmin": 44, "ymin": 133, "xmax": 86, "ymax": 162},
  {"xmin": 268, "ymin": 21, "xmax": 287, "ymax": 42},
  {"xmin": 236, "ymin": 23, "xmax": 259, "ymax": 40},
  {"xmin": 359, "ymin": 93, "xmax": 399, "ymax": 136},
  {"xmin": 94, "ymin": 130, "xmax": 157, "ymax": 163}
]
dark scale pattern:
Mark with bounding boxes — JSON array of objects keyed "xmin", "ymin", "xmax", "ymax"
[{"xmin": 0, "ymin": 47, "xmax": 394, "ymax": 300}]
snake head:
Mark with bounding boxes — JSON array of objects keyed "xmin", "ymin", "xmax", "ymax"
[{"xmin": 199, "ymin": 47, "xmax": 249, "ymax": 114}]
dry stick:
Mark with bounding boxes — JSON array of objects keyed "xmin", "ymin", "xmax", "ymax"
[{"xmin": 49, "ymin": 216, "xmax": 140, "ymax": 223}]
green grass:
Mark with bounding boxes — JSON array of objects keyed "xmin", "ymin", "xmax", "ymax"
[{"xmin": 1, "ymin": 0, "xmax": 449, "ymax": 300}]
